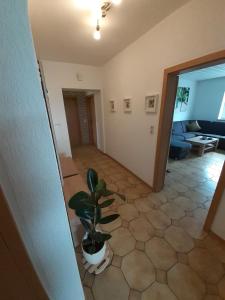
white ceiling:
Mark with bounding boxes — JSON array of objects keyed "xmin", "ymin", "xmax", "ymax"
[
  {"xmin": 29, "ymin": 0, "xmax": 190, "ymax": 66},
  {"xmin": 180, "ymin": 63, "xmax": 225, "ymax": 82}
]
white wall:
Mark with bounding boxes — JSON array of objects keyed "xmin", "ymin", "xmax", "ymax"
[
  {"xmin": 41, "ymin": 60, "xmax": 104, "ymax": 156},
  {"xmin": 191, "ymin": 77, "xmax": 225, "ymax": 121},
  {"xmin": 102, "ymin": 0, "xmax": 225, "ymax": 186},
  {"xmin": 212, "ymin": 189, "xmax": 225, "ymax": 240},
  {"xmin": 173, "ymin": 78, "xmax": 196, "ymax": 121},
  {"xmin": 0, "ymin": 2, "xmax": 84, "ymax": 299}
]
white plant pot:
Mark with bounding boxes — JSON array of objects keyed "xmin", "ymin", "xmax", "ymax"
[{"xmin": 82, "ymin": 235, "xmax": 106, "ymax": 265}]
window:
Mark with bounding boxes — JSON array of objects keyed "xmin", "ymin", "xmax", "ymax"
[{"xmin": 218, "ymin": 92, "xmax": 225, "ymax": 120}]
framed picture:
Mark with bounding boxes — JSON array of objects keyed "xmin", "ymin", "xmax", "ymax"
[
  {"xmin": 175, "ymin": 87, "xmax": 190, "ymax": 112},
  {"xmin": 123, "ymin": 98, "xmax": 132, "ymax": 112},
  {"xmin": 109, "ymin": 100, "xmax": 116, "ymax": 112},
  {"xmin": 145, "ymin": 94, "xmax": 159, "ymax": 113}
]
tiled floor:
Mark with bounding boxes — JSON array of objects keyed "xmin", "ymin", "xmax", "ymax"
[{"xmin": 72, "ymin": 146, "xmax": 225, "ymax": 300}]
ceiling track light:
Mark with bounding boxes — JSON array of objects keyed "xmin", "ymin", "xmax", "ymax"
[{"xmin": 92, "ymin": 0, "xmax": 122, "ymax": 40}]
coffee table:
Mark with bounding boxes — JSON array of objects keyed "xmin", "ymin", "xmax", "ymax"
[{"xmin": 186, "ymin": 136, "xmax": 219, "ymax": 156}]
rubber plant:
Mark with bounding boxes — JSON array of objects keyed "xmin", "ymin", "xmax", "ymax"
[{"xmin": 68, "ymin": 168, "xmax": 125, "ymax": 254}]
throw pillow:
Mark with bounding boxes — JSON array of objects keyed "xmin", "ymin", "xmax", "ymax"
[{"xmin": 186, "ymin": 120, "xmax": 201, "ymax": 132}]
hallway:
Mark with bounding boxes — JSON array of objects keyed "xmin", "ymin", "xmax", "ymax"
[{"xmin": 72, "ymin": 146, "xmax": 225, "ymax": 300}]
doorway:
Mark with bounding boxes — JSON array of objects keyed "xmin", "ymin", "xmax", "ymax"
[
  {"xmin": 153, "ymin": 49, "xmax": 225, "ymax": 234},
  {"xmin": 63, "ymin": 90, "xmax": 98, "ymax": 155}
]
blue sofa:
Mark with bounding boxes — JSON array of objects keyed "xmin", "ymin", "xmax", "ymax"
[{"xmin": 170, "ymin": 120, "xmax": 225, "ymax": 159}]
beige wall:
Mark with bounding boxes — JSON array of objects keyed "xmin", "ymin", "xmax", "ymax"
[{"xmin": 102, "ymin": 0, "xmax": 225, "ymax": 186}]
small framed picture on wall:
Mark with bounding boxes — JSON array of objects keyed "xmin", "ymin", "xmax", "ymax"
[
  {"xmin": 109, "ymin": 100, "xmax": 116, "ymax": 112},
  {"xmin": 123, "ymin": 98, "xmax": 132, "ymax": 112},
  {"xmin": 145, "ymin": 94, "xmax": 159, "ymax": 113}
]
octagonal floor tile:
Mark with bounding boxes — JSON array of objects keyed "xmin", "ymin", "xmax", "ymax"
[
  {"xmin": 161, "ymin": 203, "xmax": 185, "ymax": 220},
  {"xmin": 179, "ymin": 216, "xmax": 207, "ymax": 240},
  {"xmin": 109, "ymin": 227, "xmax": 135, "ymax": 256},
  {"xmin": 189, "ymin": 248, "xmax": 224, "ymax": 284},
  {"xmin": 118, "ymin": 204, "xmax": 139, "ymax": 221},
  {"xmin": 218, "ymin": 276, "xmax": 225, "ymax": 299},
  {"xmin": 121, "ymin": 250, "xmax": 155, "ymax": 291},
  {"xmin": 173, "ymin": 196, "xmax": 198, "ymax": 211},
  {"xmin": 135, "ymin": 198, "xmax": 154, "ymax": 213},
  {"xmin": 100, "ymin": 210, "xmax": 122, "ymax": 232},
  {"xmin": 204, "ymin": 296, "xmax": 222, "ymax": 300},
  {"xmin": 165, "ymin": 226, "xmax": 194, "ymax": 253},
  {"xmin": 168, "ymin": 263, "xmax": 205, "ymax": 300},
  {"xmin": 129, "ymin": 217, "xmax": 154, "ymax": 242},
  {"xmin": 146, "ymin": 208, "xmax": 171, "ymax": 230},
  {"xmin": 142, "ymin": 282, "xmax": 177, "ymax": 300},
  {"xmin": 145, "ymin": 237, "xmax": 177, "ymax": 270},
  {"xmin": 204, "ymin": 236, "xmax": 225, "ymax": 263},
  {"xmin": 93, "ymin": 266, "xmax": 129, "ymax": 300}
]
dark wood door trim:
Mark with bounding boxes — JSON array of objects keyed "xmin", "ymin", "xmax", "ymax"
[
  {"xmin": 153, "ymin": 50, "xmax": 225, "ymax": 192},
  {"xmin": 0, "ymin": 186, "xmax": 48, "ymax": 300}
]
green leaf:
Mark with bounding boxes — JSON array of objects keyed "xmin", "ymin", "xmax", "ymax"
[
  {"xmin": 98, "ymin": 214, "xmax": 119, "ymax": 224},
  {"xmin": 99, "ymin": 199, "xmax": 115, "ymax": 208},
  {"xmin": 87, "ymin": 168, "xmax": 98, "ymax": 192},
  {"xmin": 80, "ymin": 218, "xmax": 91, "ymax": 232},
  {"xmin": 68, "ymin": 191, "xmax": 94, "ymax": 210},
  {"xmin": 76, "ymin": 206, "xmax": 95, "ymax": 220},
  {"xmin": 95, "ymin": 179, "xmax": 106, "ymax": 192}
]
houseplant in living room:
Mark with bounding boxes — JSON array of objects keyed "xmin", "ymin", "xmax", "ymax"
[{"xmin": 68, "ymin": 168, "xmax": 125, "ymax": 265}]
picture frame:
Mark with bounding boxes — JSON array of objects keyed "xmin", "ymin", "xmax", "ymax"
[
  {"xmin": 145, "ymin": 94, "xmax": 159, "ymax": 113},
  {"xmin": 123, "ymin": 98, "xmax": 132, "ymax": 112},
  {"xmin": 109, "ymin": 100, "xmax": 116, "ymax": 112}
]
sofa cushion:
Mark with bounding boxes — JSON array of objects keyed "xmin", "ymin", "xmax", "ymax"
[
  {"xmin": 186, "ymin": 120, "xmax": 201, "ymax": 132},
  {"xmin": 182, "ymin": 132, "xmax": 196, "ymax": 139},
  {"xmin": 172, "ymin": 122, "xmax": 184, "ymax": 134}
]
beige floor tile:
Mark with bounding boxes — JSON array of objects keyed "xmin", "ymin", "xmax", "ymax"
[
  {"xmin": 156, "ymin": 269, "xmax": 167, "ymax": 284},
  {"xmin": 145, "ymin": 237, "xmax": 177, "ymax": 270},
  {"xmin": 121, "ymin": 250, "xmax": 155, "ymax": 291},
  {"xmin": 165, "ymin": 226, "xmax": 194, "ymax": 253},
  {"xmin": 193, "ymin": 208, "xmax": 208, "ymax": 223},
  {"xmin": 142, "ymin": 282, "xmax": 177, "ymax": 300},
  {"xmin": 172, "ymin": 182, "xmax": 188, "ymax": 193},
  {"xmin": 179, "ymin": 216, "xmax": 207, "ymax": 239},
  {"xmin": 204, "ymin": 296, "xmax": 222, "ymax": 300},
  {"xmin": 118, "ymin": 204, "xmax": 139, "ymax": 221},
  {"xmin": 83, "ymin": 272, "xmax": 95, "ymax": 288},
  {"xmin": 109, "ymin": 227, "xmax": 135, "ymax": 256},
  {"xmin": 188, "ymin": 248, "xmax": 224, "ymax": 284},
  {"xmin": 146, "ymin": 208, "xmax": 171, "ymax": 230},
  {"xmin": 173, "ymin": 196, "xmax": 198, "ymax": 211},
  {"xmin": 168, "ymin": 263, "xmax": 206, "ymax": 300},
  {"xmin": 218, "ymin": 276, "xmax": 225, "ymax": 299},
  {"xmin": 129, "ymin": 217, "xmax": 154, "ymax": 242},
  {"xmin": 76, "ymin": 253, "xmax": 86, "ymax": 280},
  {"xmin": 93, "ymin": 266, "xmax": 130, "ymax": 300},
  {"xmin": 161, "ymin": 203, "xmax": 185, "ymax": 220},
  {"xmin": 134, "ymin": 197, "xmax": 154, "ymax": 212},
  {"xmin": 112, "ymin": 255, "xmax": 122, "ymax": 268},
  {"xmin": 204, "ymin": 236, "xmax": 225, "ymax": 263},
  {"xmin": 129, "ymin": 289, "xmax": 142, "ymax": 300}
]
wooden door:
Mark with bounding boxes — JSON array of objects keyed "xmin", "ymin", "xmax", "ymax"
[
  {"xmin": 86, "ymin": 95, "xmax": 97, "ymax": 146},
  {"xmin": 63, "ymin": 96, "xmax": 81, "ymax": 149},
  {"xmin": 0, "ymin": 186, "xmax": 48, "ymax": 300}
]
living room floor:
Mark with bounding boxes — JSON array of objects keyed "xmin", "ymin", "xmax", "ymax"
[{"xmin": 72, "ymin": 146, "xmax": 225, "ymax": 300}]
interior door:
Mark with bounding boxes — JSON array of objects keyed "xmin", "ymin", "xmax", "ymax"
[
  {"xmin": 86, "ymin": 95, "xmax": 97, "ymax": 146},
  {"xmin": 64, "ymin": 95, "xmax": 81, "ymax": 149},
  {"xmin": 0, "ymin": 186, "xmax": 48, "ymax": 300}
]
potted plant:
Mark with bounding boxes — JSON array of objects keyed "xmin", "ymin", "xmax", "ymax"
[{"xmin": 68, "ymin": 168, "xmax": 125, "ymax": 265}]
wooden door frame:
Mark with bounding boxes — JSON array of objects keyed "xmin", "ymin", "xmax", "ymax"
[
  {"xmin": 86, "ymin": 94, "xmax": 97, "ymax": 146},
  {"xmin": 153, "ymin": 49, "xmax": 225, "ymax": 192},
  {"xmin": 0, "ymin": 186, "xmax": 48, "ymax": 299}
]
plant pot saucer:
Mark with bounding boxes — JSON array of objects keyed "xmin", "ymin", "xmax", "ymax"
[{"xmin": 81, "ymin": 243, "xmax": 113, "ymax": 275}]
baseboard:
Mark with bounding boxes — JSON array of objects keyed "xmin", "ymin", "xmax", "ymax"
[
  {"xmin": 208, "ymin": 230, "xmax": 225, "ymax": 246},
  {"xmin": 98, "ymin": 149, "xmax": 153, "ymax": 191}
]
